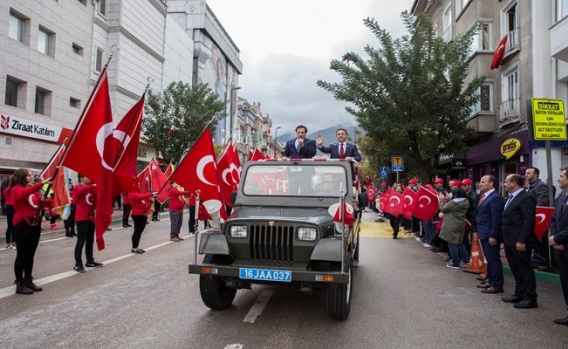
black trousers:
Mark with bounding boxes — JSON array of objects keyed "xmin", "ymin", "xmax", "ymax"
[
  {"xmin": 389, "ymin": 214, "xmax": 401, "ymax": 236},
  {"xmin": 132, "ymin": 215, "xmax": 147, "ymax": 248},
  {"xmin": 5, "ymin": 204, "xmax": 14, "ymax": 243},
  {"xmin": 14, "ymin": 220, "xmax": 41, "ymax": 280},
  {"xmin": 152, "ymin": 201, "xmax": 161, "ymax": 220},
  {"xmin": 122, "ymin": 204, "xmax": 132, "ymax": 225},
  {"xmin": 75, "ymin": 220, "xmax": 95, "ymax": 266},
  {"xmin": 188, "ymin": 205, "xmax": 196, "ymax": 233},
  {"xmin": 504, "ymin": 245, "xmax": 537, "ymax": 301}
]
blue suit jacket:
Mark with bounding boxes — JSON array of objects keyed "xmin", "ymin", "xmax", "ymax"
[
  {"xmin": 550, "ymin": 191, "xmax": 568, "ymax": 245},
  {"xmin": 318, "ymin": 142, "xmax": 361, "ymax": 162},
  {"xmin": 501, "ymin": 190, "xmax": 536, "ymax": 247},
  {"xmin": 475, "ymin": 191, "xmax": 503, "ymax": 240},
  {"xmin": 283, "ymin": 138, "xmax": 317, "ymax": 158}
]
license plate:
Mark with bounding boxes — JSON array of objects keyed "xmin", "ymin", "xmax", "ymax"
[{"xmin": 239, "ymin": 268, "xmax": 292, "ymax": 282}]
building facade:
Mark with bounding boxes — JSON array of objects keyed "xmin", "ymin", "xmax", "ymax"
[{"xmin": 412, "ymin": 0, "xmax": 568, "ymax": 194}]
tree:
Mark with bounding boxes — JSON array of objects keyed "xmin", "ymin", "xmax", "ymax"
[
  {"xmin": 143, "ymin": 82, "xmax": 226, "ymax": 163},
  {"xmin": 317, "ymin": 12, "xmax": 484, "ymax": 182}
]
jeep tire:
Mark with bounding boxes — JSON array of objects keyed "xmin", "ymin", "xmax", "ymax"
[
  {"xmin": 327, "ymin": 254, "xmax": 353, "ymax": 321},
  {"xmin": 199, "ymin": 254, "xmax": 237, "ymax": 310}
]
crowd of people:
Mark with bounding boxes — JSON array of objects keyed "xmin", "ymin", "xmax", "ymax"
[{"xmin": 369, "ymin": 167, "xmax": 568, "ymax": 326}]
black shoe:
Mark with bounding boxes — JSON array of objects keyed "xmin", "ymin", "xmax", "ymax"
[
  {"xmin": 431, "ymin": 247, "xmax": 441, "ymax": 252},
  {"xmin": 86, "ymin": 261, "xmax": 104, "ymax": 268},
  {"xmin": 131, "ymin": 248, "xmax": 145, "ymax": 254},
  {"xmin": 127, "ymin": 224, "xmax": 132, "ymax": 227},
  {"xmin": 502, "ymin": 295, "xmax": 523, "ymax": 303},
  {"xmin": 554, "ymin": 316, "xmax": 568, "ymax": 325},
  {"xmin": 393, "ymin": 235, "xmax": 398, "ymax": 239},
  {"xmin": 74, "ymin": 265, "xmax": 86, "ymax": 273},
  {"xmin": 513, "ymin": 300, "xmax": 538, "ymax": 309},
  {"xmin": 65, "ymin": 234, "xmax": 74, "ymax": 237}
]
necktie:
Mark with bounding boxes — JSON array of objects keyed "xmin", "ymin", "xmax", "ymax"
[
  {"xmin": 339, "ymin": 143, "xmax": 345, "ymax": 158},
  {"xmin": 296, "ymin": 140, "xmax": 301, "ymax": 153},
  {"xmin": 504, "ymin": 195, "xmax": 514, "ymax": 210},
  {"xmin": 478, "ymin": 194, "xmax": 485, "ymax": 207}
]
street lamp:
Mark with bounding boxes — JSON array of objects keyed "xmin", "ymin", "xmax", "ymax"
[
  {"xmin": 274, "ymin": 126, "xmax": 281, "ymax": 157},
  {"xmin": 229, "ymin": 86, "xmax": 241, "ymax": 141}
]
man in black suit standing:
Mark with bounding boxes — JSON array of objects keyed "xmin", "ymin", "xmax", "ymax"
[
  {"xmin": 282, "ymin": 125, "xmax": 316, "ymax": 160},
  {"xmin": 501, "ymin": 173, "xmax": 538, "ymax": 309},
  {"xmin": 315, "ymin": 128, "xmax": 362, "ymax": 162},
  {"xmin": 549, "ymin": 168, "xmax": 568, "ymax": 324}
]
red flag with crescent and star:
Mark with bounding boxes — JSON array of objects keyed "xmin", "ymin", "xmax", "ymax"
[
  {"xmin": 534, "ymin": 206, "xmax": 555, "ymax": 243},
  {"xmin": 217, "ymin": 142, "xmax": 240, "ymax": 208},
  {"xmin": 332, "ymin": 201, "xmax": 356, "ymax": 226},
  {"xmin": 112, "ymin": 94, "xmax": 145, "ymax": 196},
  {"xmin": 411, "ymin": 186, "xmax": 440, "ymax": 221},
  {"xmin": 382, "ymin": 188, "xmax": 403, "ymax": 217},
  {"xmin": 170, "ymin": 128, "xmax": 227, "ymax": 220},
  {"xmin": 490, "ymin": 35, "xmax": 508, "ymax": 69},
  {"xmin": 402, "ymin": 187, "xmax": 417, "ymax": 220},
  {"xmin": 149, "ymin": 157, "xmax": 169, "ymax": 204},
  {"xmin": 137, "ymin": 165, "xmax": 151, "ymax": 193},
  {"xmin": 61, "ymin": 71, "xmax": 114, "ymax": 250}
]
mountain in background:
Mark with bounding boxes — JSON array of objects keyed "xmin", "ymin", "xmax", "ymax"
[{"xmin": 275, "ymin": 124, "xmax": 363, "ymax": 145}]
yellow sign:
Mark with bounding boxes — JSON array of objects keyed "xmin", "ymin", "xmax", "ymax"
[
  {"xmin": 392, "ymin": 156, "xmax": 403, "ymax": 165},
  {"xmin": 500, "ymin": 138, "xmax": 521, "ymax": 160},
  {"xmin": 532, "ymin": 98, "xmax": 567, "ymax": 140}
]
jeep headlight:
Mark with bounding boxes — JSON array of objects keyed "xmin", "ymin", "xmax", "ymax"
[
  {"xmin": 230, "ymin": 225, "xmax": 248, "ymax": 238},
  {"xmin": 297, "ymin": 227, "xmax": 317, "ymax": 241}
]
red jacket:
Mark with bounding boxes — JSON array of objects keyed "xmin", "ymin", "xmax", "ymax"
[
  {"xmin": 73, "ymin": 184, "xmax": 97, "ymax": 222},
  {"xmin": 128, "ymin": 192, "xmax": 153, "ymax": 216},
  {"xmin": 12, "ymin": 183, "xmax": 48, "ymax": 225},
  {"xmin": 168, "ymin": 188, "xmax": 192, "ymax": 212},
  {"xmin": 3, "ymin": 187, "xmax": 14, "ymax": 206}
]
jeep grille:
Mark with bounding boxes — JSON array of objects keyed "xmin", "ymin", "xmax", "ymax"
[{"xmin": 249, "ymin": 225, "xmax": 294, "ymax": 261}]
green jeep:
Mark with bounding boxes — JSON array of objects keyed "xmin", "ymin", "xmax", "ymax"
[{"xmin": 188, "ymin": 159, "xmax": 361, "ymax": 320}]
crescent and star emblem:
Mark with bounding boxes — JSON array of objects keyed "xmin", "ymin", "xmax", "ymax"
[
  {"xmin": 418, "ymin": 195, "xmax": 432, "ymax": 207},
  {"xmin": 197, "ymin": 155, "xmax": 216, "ymax": 186},
  {"xmin": 85, "ymin": 193, "xmax": 94, "ymax": 206},
  {"xmin": 221, "ymin": 168, "xmax": 232, "ymax": 186},
  {"xmin": 28, "ymin": 194, "xmax": 38, "ymax": 209},
  {"xmin": 390, "ymin": 196, "xmax": 401, "ymax": 206},
  {"xmin": 96, "ymin": 122, "xmax": 132, "ymax": 170},
  {"xmin": 404, "ymin": 196, "xmax": 413, "ymax": 207},
  {"xmin": 535, "ymin": 213, "xmax": 546, "ymax": 225}
]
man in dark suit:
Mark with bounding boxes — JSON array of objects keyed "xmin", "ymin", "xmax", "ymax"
[
  {"xmin": 315, "ymin": 128, "xmax": 362, "ymax": 162},
  {"xmin": 476, "ymin": 175, "xmax": 505, "ymax": 294},
  {"xmin": 549, "ymin": 168, "xmax": 568, "ymax": 324},
  {"xmin": 501, "ymin": 173, "xmax": 537, "ymax": 308},
  {"xmin": 526, "ymin": 166, "xmax": 553, "ymax": 269},
  {"xmin": 282, "ymin": 125, "xmax": 316, "ymax": 160}
]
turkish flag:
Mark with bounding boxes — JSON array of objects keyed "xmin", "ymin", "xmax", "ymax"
[
  {"xmin": 113, "ymin": 94, "xmax": 145, "ymax": 196},
  {"xmin": 40, "ymin": 144, "xmax": 70, "ymax": 215},
  {"xmin": 164, "ymin": 162, "xmax": 175, "ymax": 178},
  {"xmin": 137, "ymin": 165, "xmax": 151, "ymax": 193},
  {"xmin": 367, "ymin": 186, "xmax": 377, "ymax": 202},
  {"xmin": 332, "ymin": 201, "xmax": 356, "ymax": 226},
  {"xmin": 534, "ymin": 206, "xmax": 555, "ymax": 243},
  {"xmin": 383, "ymin": 189, "xmax": 403, "ymax": 217},
  {"xmin": 149, "ymin": 158, "xmax": 169, "ymax": 204},
  {"xmin": 411, "ymin": 186, "xmax": 440, "ymax": 221},
  {"xmin": 170, "ymin": 128, "xmax": 226, "ymax": 220},
  {"xmin": 61, "ymin": 71, "xmax": 114, "ymax": 250},
  {"xmin": 402, "ymin": 187, "xmax": 417, "ymax": 220},
  {"xmin": 250, "ymin": 148, "xmax": 266, "ymax": 161},
  {"xmin": 217, "ymin": 142, "xmax": 240, "ymax": 207},
  {"xmin": 378, "ymin": 190, "xmax": 389, "ymax": 213},
  {"xmin": 490, "ymin": 35, "xmax": 508, "ymax": 69}
]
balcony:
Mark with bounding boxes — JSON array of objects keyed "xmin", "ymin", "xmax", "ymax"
[
  {"xmin": 504, "ymin": 27, "xmax": 521, "ymax": 56},
  {"xmin": 551, "ymin": 16, "xmax": 568, "ymax": 62},
  {"xmin": 467, "ymin": 113, "xmax": 495, "ymax": 135},
  {"xmin": 499, "ymin": 98, "xmax": 522, "ymax": 127}
]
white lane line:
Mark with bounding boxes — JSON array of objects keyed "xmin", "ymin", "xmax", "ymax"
[
  {"xmin": 40, "ymin": 236, "xmax": 69, "ymax": 244},
  {"xmin": 224, "ymin": 345, "xmax": 244, "ymax": 349},
  {"xmin": 0, "ymin": 237, "xmax": 189, "ymax": 300},
  {"xmin": 243, "ymin": 290, "xmax": 273, "ymax": 323}
]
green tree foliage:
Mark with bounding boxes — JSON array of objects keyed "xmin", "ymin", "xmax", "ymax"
[
  {"xmin": 317, "ymin": 12, "xmax": 484, "ymax": 181},
  {"xmin": 143, "ymin": 82, "xmax": 226, "ymax": 163}
]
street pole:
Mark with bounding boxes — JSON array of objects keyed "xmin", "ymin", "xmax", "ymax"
[
  {"xmin": 229, "ymin": 86, "xmax": 241, "ymax": 142},
  {"xmin": 274, "ymin": 126, "xmax": 281, "ymax": 158}
]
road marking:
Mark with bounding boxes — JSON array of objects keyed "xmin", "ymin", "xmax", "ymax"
[
  {"xmin": 0, "ymin": 236, "xmax": 190, "ymax": 300},
  {"xmin": 243, "ymin": 290, "xmax": 273, "ymax": 323},
  {"xmin": 224, "ymin": 345, "xmax": 244, "ymax": 349}
]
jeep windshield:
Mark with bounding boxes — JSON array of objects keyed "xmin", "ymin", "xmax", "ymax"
[{"xmin": 242, "ymin": 163, "xmax": 348, "ymax": 197}]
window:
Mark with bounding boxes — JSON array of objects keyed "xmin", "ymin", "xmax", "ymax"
[
  {"xmin": 5, "ymin": 77, "xmax": 27, "ymax": 108},
  {"xmin": 35, "ymin": 87, "xmax": 51, "ymax": 115},
  {"xmin": 456, "ymin": 0, "xmax": 471, "ymax": 14},
  {"xmin": 500, "ymin": 68, "xmax": 520, "ymax": 121},
  {"xmin": 38, "ymin": 27, "xmax": 54, "ymax": 56},
  {"xmin": 558, "ymin": 0, "xmax": 568, "ymax": 20},
  {"xmin": 72, "ymin": 43, "xmax": 83, "ymax": 56},
  {"xmin": 442, "ymin": 4, "xmax": 452, "ymax": 41},
  {"xmin": 503, "ymin": 2, "xmax": 519, "ymax": 52},
  {"xmin": 470, "ymin": 84, "xmax": 493, "ymax": 116},
  {"xmin": 470, "ymin": 23, "xmax": 491, "ymax": 54},
  {"xmin": 99, "ymin": 0, "xmax": 106, "ymax": 15},
  {"xmin": 8, "ymin": 11, "xmax": 25, "ymax": 43},
  {"xmin": 95, "ymin": 47, "xmax": 104, "ymax": 72},
  {"xmin": 70, "ymin": 97, "xmax": 81, "ymax": 108}
]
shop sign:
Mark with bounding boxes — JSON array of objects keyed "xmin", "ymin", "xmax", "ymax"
[
  {"xmin": 0, "ymin": 112, "xmax": 70, "ymax": 143},
  {"xmin": 532, "ymin": 98, "xmax": 566, "ymax": 141},
  {"xmin": 500, "ymin": 138, "xmax": 521, "ymax": 160}
]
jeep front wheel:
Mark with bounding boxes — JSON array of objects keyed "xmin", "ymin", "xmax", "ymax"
[
  {"xmin": 199, "ymin": 254, "xmax": 237, "ymax": 310},
  {"xmin": 327, "ymin": 256, "xmax": 353, "ymax": 321}
]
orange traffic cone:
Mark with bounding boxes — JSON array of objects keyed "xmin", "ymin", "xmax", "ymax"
[{"xmin": 463, "ymin": 232, "xmax": 484, "ymax": 274}]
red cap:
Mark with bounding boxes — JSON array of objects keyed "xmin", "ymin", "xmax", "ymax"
[
  {"xmin": 434, "ymin": 178, "xmax": 444, "ymax": 184},
  {"xmin": 461, "ymin": 178, "xmax": 473, "ymax": 185},
  {"xmin": 449, "ymin": 180, "xmax": 461, "ymax": 187},
  {"xmin": 408, "ymin": 179, "xmax": 416, "ymax": 185}
]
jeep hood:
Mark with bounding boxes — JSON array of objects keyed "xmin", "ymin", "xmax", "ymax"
[{"xmin": 230, "ymin": 206, "xmax": 333, "ymax": 225}]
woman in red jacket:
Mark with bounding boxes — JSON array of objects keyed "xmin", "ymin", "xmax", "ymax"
[
  {"xmin": 73, "ymin": 174, "xmax": 103, "ymax": 273},
  {"xmin": 128, "ymin": 190, "xmax": 155, "ymax": 254},
  {"xmin": 168, "ymin": 182, "xmax": 192, "ymax": 242},
  {"xmin": 11, "ymin": 168, "xmax": 51, "ymax": 294}
]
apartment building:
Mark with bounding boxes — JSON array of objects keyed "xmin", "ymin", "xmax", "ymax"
[{"xmin": 412, "ymin": 0, "xmax": 568, "ymax": 190}]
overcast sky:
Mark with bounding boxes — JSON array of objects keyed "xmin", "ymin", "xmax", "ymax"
[{"xmin": 207, "ymin": 0, "xmax": 415, "ymax": 134}]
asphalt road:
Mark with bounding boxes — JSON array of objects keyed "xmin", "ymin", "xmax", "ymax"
[{"xmin": 1, "ymin": 213, "xmax": 568, "ymax": 349}]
